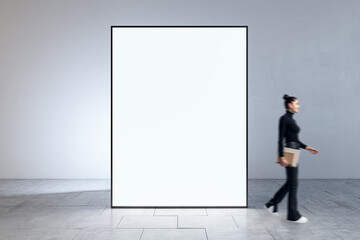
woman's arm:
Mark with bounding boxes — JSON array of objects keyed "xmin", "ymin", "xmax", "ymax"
[
  {"xmin": 278, "ymin": 116, "xmax": 287, "ymax": 157},
  {"xmin": 299, "ymin": 140, "xmax": 319, "ymax": 154},
  {"xmin": 298, "ymin": 141, "xmax": 307, "ymax": 149},
  {"xmin": 305, "ymin": 146, "xmax": 319, "ymax": 154}
]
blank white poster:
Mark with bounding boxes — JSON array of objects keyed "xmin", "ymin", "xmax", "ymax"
[{"xmin": 112, "ymin": 26, "xmax": 247, "ymax": 207}]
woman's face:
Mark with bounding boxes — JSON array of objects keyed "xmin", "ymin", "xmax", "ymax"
[{"xmin": 288, "ymin": 99, "xmax": 300, "ymax": 113}]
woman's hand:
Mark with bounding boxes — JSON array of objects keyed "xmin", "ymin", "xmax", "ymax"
[
  {"xmin": 279, "ymin": 157, "xmax": 290, "ymax": 167},
  {"xmin": 306, "ymin": 146, "xmax": 319, "ymax": 154}
]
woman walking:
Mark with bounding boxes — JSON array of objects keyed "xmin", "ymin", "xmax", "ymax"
[{"xmin": 264, "ymin": 94, "xmax": 318, "ymax": 223}]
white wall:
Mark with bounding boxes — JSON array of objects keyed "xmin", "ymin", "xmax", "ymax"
[
  {"xmin": 1, "ymin": 0, "xmax": 359, "ymax": 178},
  {"xmin": 0, "ymin": 1, "xmax": 111, "ymax": 178}
]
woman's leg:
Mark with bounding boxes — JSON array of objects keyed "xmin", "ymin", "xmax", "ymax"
[
  {"xmin": 286, "ymin": 164, "xmax": 301, "ymax": 220},
  {"xmin": 271, "ymin": 180, "xmax": 289, "ymax": 204},
  {"xmin": 266, "ymin": 170, "xmax": 290, "ymax": 210}
]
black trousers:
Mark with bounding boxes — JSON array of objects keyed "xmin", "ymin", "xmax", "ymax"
[{"xmin": 269, "ymin": 164, "xmax": 301, "ymax": 221}]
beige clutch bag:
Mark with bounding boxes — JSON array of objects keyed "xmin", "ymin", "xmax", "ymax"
[{"xmin": 276, "ymin": 147, "xmax": 300, "ymax": 167}]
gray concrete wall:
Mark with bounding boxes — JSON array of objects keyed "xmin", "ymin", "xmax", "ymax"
[{"xmin": 0, "ymin": 0, "xmax": 358, "ymax": 178}]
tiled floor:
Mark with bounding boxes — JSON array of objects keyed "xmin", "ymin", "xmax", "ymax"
[{"xmin": 0, "ymin": 179, "xmax": 359, "ymax": 239}]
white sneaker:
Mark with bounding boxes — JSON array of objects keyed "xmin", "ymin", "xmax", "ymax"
[
  {"xmin": 287, "ymin": 216, "xmax": 308, "ymax": 223},
  {"xmin": 264, "ymin": 205, "xmax": 279, "ymax": 216}
]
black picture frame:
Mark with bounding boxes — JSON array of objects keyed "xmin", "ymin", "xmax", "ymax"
[{"xmin": 111, "ymin": 26, "xmax": 248, "ymax": 208}]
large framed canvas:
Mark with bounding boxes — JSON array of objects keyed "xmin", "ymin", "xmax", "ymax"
[{"xmin": 111, "ymin": 26, "xmax": 248, "ymax": 207}]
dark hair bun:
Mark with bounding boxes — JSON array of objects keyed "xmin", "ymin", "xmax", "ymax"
[{"xmin": 283, "ymin": 94, "xmax": 289, "ymax": 100}]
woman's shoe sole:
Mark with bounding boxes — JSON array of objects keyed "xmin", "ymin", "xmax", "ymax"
[
  {"xmin": 264, "ymin": 205, "xmax": 279, "ymax": 216},
  {"xmin": 287, "ymin": 216, "xmax": 308, "ymax": 223}
]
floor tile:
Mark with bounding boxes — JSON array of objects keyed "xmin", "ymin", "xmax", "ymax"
[
  {"xmin": 178, "ymin": 216, "xmax": 239, "ymax": 230},
  {"xmin": 100, "ymin": 207, "xmax": 155, "ymax": 216},
  {"xmin": 0, "ymin": 229, "xmax": 80, "ymax": 240},
  {"xmin": 118, "ymin": 216, "xmax": 177, "ymax": 228},
  {"xmin": 73, "ymin": 229, "xmax": 143, "ymax": 240},
  {"xmin": 154, "ymin": 208, "xmax": 206, "ymax": 216},
  {"xmin": 206, "ymin": 208, "xmax": 260, "ymax": 216},
  {"xmin": 141, "ymin": 229, "xmax": 207, "ymax": 240},
  {"xmin": 206, "ymin": 228, "xmax": 273, "ymax": 240},
  {"xmin": 0, "ymin": 179, "xmax": 359, "ymax": 239}
]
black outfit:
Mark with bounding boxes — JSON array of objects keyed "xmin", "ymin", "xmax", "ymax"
[
  {"xmin": 278, "ymin": 110, "xmax": 307, "ymax": 157},
  {"xmin": 266, "ymin": 110, "xmax": 307, "ymax": 221}
]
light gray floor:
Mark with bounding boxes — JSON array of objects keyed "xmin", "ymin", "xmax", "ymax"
[{"xmin": 0, "ymin": 179, "xmax": 359, "ymax": 240}]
